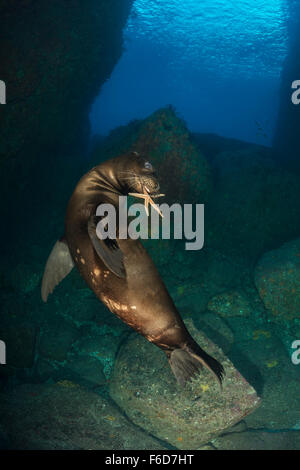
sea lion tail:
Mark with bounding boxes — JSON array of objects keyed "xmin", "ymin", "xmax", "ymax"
[{"xmin": 168, "ymin": 342, "xmax": 224, "ymax": 388}]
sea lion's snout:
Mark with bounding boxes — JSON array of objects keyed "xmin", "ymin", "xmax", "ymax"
[
  {"xmin": 143, "ymin": 177, "xmax": 160, "ymax": 196},
  {"xmin": 123, "ymin": 173, "xmax": 160, "ymax": 196}
]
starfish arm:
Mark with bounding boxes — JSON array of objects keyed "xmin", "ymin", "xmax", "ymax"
[
  {"xmin": 128, "ymin": 193, "xmax": 147, "ymax": 199},
  {"xmin": 144, "ymin": 198, "xmax": 150, "ymax": 216},
  {"xmin": 128, "ymin": 192, "xmax": 164, "ymax": 218},
  {"xmin": 149, "ymin": 199, "xmax": 164, "ymax": 218}
]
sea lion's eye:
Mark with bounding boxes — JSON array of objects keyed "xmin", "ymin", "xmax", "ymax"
[{"xmin": 144, "ymin": 161, "xmax": 153, "ymax": 170}]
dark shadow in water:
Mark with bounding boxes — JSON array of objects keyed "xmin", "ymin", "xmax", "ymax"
[
  {"xmin": 193, "ymin": 317, "xmax": 264, "ymax": 396},
  {"xmin": 227, "ymin": 347, "xmax": 264, "ymax": 397}
]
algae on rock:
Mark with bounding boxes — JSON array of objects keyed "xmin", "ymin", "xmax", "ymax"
[{"xmin": 109, "ymin": 319, "xmax": 261, "ymax": 450}]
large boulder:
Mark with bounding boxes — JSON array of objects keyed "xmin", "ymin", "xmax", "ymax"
[
  {"xmin": 109, "ymin": 319, "xmax": 261, "ymax": 450},
  {"xmin": 212, "ymin": 429, "xmax": 300, "ymax": 450},
  {"xmin": 208, "ymin": 290, "xmax": 253, "ymax": 318},
  {"xmin": 255, "ymin": 238, "xmax": 300, "ymax": 324},
  {"xmin": 38, "ymin": 314, "xmax": 79, "ymax": 362},
  {"xmin": 227, "ymin": 316, "xmax": 300, "ymax": 430},
  {"xmin": 131, "ymin": 108, "xmax": 213, "ymax": 205},
  {"xmin": 0, "ymin": 382, "xmax": 166, "ymax": 450},
  {"xmin": 91, "ymin": 107, "xmax": 213, "ymax": 268},
  {"xmin": 0, "ymin": 0, "xmax": 133, "ymax": 202},
  {"xmin": 92, "ymin": 107, "xmax": 213, "ymax": 205}
]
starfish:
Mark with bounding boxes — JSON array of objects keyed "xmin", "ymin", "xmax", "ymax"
[{"xmin": 128, "ymin": 189, "xmax": 165, "ymax": 217}]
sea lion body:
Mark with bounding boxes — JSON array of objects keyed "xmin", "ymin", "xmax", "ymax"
[
  {"xmin": 42, "ymin": 152, "xmax": 224, "ymax": 386},
  {"xmin": 64, "ymin": 155, "xmax": 188, "ymax": 348}
]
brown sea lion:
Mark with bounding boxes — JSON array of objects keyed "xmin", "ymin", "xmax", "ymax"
[{"xmin": 41, "ymin": 151, "xmax": 224, "ymax": 386}]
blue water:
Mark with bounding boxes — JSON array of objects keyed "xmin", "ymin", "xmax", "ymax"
[{"xmin": 90, "ymin": 0, "xmax": 289, "ymax": 145}]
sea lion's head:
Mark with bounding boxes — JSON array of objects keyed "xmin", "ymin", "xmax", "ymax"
[{"xmin": 118, "ymin": 151, "xmax": 161, "ymax": 197}]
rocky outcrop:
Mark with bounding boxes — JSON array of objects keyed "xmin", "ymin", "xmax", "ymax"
[
  {"xmin": 212, "ymin": 429, "xmax": 300, "ymax": 450},
  {"xmin": 208, "ymin": 291, "xmax": 253, "ymax": 318},
  {"xmin": 91, "ymin": 107, "xmax": 213, "ymax": 268},
  {"xmin": 0, "ymin": 383, "xmax": 166, "ymax": 450},
  {"xmin": 92, "ymin": 107, "xmax": 213, "ymax": 205},
  {"xmin": 109, "ymin": 319, "xmax": 261, "ymax": 450},
  {"xmin": 228, "ymin": 320, "xmax": 300, "ymax": 431},
  {"xmin": 0, "ymin": 0, "xmax": 133, "ymax": 195},
  {"xmin": 93, "ymin": 121, "xmax": 300, "ymax": 265},
  {"xmin": 255, "ymin": 238, "xmax": 300, "ymax": 324},
  {"xmin": 192, "ymin": 132, "xmax": 273, "ymax": 164}
]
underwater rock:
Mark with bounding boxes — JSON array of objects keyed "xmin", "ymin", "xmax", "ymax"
[
  {"xmin": 0, "ymin": 383, "xmax": 166, "ymax": 450},
  {"xmin": 91, "ymin": 107, "xmax": 213, "ymax": 205},
  {"xmin": 192, "ymin": 132, "xmax": 269, "ymax": 164},
  {"xmin": 91, "ymin": 107, "xmax": 213, "ymax": 269},
  {"xmin": 171, "ymin": 249, "xmax": 244, "ymax": 292},
  {"xmin": 10, "ymin": 263, "xmax": 40, "ymax": 294},
  {"xmin": 208, "ymin": 291, "xmax": 253, "ymax": 318},
  {"xmin": 164, "ymin": 249, "xmax": 248, "ymax": 321},
  {"xmin": 212, "ymin": 429, "xmax": 300, "ymax": 450},
  {"xmin": 197, "ymin": 312, "xmax": 235, "ymax": 355},
  {"xmin": 0, "ymin": 322, "xmax": 37, "ymax": 368},
  {"xmin": 0, "ymin": 425, "xmax": 10, "ymax": 450},
  {"xmin": 197, "ymin": 444, "xmax": 215, "ymax": 450},
  {"xmin": 206, "ymin": 148, "xmax": 300, "ymax": 263},
  {"xmin": 221, "ymin": 420, "xmax": 248, "ymax": 434},
  {"xmin": 72, "ymin": 327, "xmax": 122, "ymax": 357},
  {"xmin": 199, "ymin": 250, "xmax": 245, "ymax": 291},
  {"xmin": 132, "ymin": 108, "xmax": 213, "ymax": 205},
  {"xmin": 0, "ymin": 0, "xmax": 133, "ymax": 190},
  {"xmin": 35, "ymin": 357, "xmax": 58, "ymax": 383},
  {"xmin": 36, "ymin": 354, "xmax": 107, "ymax": 388},
  {"xmin": 109, "ymin": 319, "xmax": 261, "ymax": 450},
  {"xmin": 38, "ymin": 315, "xmax": 79, "ymax": 362},
  {"xmin": 227, "ymin": 319, "xmax": 300, "ymax": 430},
  {"xmin": 71, "ymin": 326, "xmax": 129, "ymax": 380},
  {"xmin": 61, "ymin": 356, "xmax": 107, "ymax": 388},
  {"xmin": 244, "ymin": 374, "xmax": 300, "ymax": 431},
  {"xmin": 52, "ymin": 286, "xmax": 97, "ymax": 324},
  {"xmin": 169, "ymin": 281, "xmax": 211, "ymax": 315},
  {"xmin": 255, "ymin": 238, "xmax": 300, "ymax": 322}
]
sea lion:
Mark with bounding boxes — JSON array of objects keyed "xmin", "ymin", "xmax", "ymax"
[{"xmin": 41, "ymin": 151, "xmax": 224, "ymax": 386}]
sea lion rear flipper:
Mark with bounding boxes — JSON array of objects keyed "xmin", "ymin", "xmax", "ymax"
[
  {"xmin": 168, "ymin": 342, "xmax": 224, "ymax": 388},
  {"xmin": 41, "ymin": 237, "xmax": 74, "ymax": 302},
  {"xmin": 88, "ymin": 216, "xmax": 126, "ymax": 279}
]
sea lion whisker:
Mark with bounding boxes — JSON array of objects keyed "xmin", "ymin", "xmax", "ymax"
[
  {"xmin": 120, "ymin": 176, "xmax": 138, "ymax": 183},
  {"xmin": 118, "ymin": 171, "xmax": 138, "ymax": 176}
]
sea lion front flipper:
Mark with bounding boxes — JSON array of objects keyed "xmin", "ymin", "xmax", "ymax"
[
  {"xmin": 41, "ymin": 237, "xmax": 74, "ymax": 302},
  {"xmin": 87, "ymin": 216, "xmax": 126, "ymax": 279}
]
